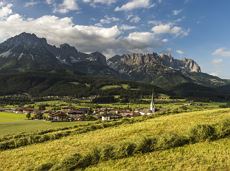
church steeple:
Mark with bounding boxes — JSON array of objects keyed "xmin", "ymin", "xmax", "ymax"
[{"xmin": 150, "ymin": 92, "xmax": 155, "ymax": 113}]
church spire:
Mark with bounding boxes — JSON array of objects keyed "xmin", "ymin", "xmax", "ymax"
[{"xmin": 150, "ymin": 92, "xmax": 155, "ymax": 113}]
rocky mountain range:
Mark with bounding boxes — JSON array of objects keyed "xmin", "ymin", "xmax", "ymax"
[
  {"xmin": 108, "ymin": 53, "xmax": 201, "ymax": 73},
  {"xmin": 0, "ymin": 32, "xmax": 228, "ymax": 90},
  {"xmin": 0, "ymin": 32, "xmax": 114, "ymax": 75},
  {"xmin": 107, "ymin": 53, "xmax": 203, "ymax": 87}
]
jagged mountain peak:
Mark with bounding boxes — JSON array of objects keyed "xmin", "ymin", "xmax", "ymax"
[
  {"xmin": 0, "ymin": 33, "xmax": 114, "ymax": 75},
  {"xmin": 108, "ymin": 52, "xmax": 201, "ymax": 73},
  {"xmin": 89, "ymin": 51, "xmax": 107, "ymax": 65},
  {"xmin": 4, "ymin": 32, "xmax": 47, "ymax": 47},
  {"xmin": 60, "ymin": 43, "xmax": 77, "ymax": 51}
]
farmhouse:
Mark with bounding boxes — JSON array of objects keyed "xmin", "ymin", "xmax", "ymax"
[
  {"xmin": 101, "ymin": 114, "xmax": 122, "ymax": 121},
  {"xmin": 48, "ymin": 111, "xmax": 69, "ymax": 122},
  {"xmin": 67, "ymin": 110, "xmax": 85, "ymax": 121},
  {"xmin": 22, "ymin": 108, "xmax": 34, "ymax": 114},
  {"xmin": 14, "ymin": 107, "xmax": 24, "ymax": 114}
]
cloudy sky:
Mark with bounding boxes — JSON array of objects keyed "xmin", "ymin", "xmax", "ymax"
[{"xmin": 0, "ymin": 0, "xmax": 230, "ymax": 78}]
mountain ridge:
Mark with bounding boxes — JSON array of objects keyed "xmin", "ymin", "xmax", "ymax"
[
  {"xmin": 0, "ymin": 32, "xmax": 114, "ymax": 75},
  {"xmin": 0, "ymin": 32, "xmax": 229, "ymax": 95}
]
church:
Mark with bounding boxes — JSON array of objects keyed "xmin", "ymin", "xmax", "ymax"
[
  {"xmin": 140, "ymin": 93, "xmax": 156, "ymax": 116},
  {"xmin": 149, "ymin": 93, "xmax": 156, "ymax": 113}
]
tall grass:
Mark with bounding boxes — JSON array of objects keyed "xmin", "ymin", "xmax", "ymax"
[{"xmin": 48, "ymin": 119, "xmax": 230, "ymax": 170}]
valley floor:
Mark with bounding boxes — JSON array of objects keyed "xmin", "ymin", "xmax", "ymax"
[{"xmin": 0, "ymin": 112, "xmax": 93, "ymax": 137}]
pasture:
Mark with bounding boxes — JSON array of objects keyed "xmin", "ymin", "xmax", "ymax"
[{"xmin": 0, "ymin": 112, "xmax": 93, "ymax": 137}]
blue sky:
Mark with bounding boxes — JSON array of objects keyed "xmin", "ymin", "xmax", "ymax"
[{"xmin": 0, "ymin": 0, "xmax": 230, "ymax": 78}]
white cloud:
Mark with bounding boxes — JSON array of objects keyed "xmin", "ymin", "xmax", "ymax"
[
  {"xmin": 172, "ymin": 9, "xmax": 182, "ymax": 16},
  {"xmin": 0, "ymin": 3, "xmax": 13, "ymax": 18},
  {"xmin": 83, "ymin": 0, "xmax": 117, "ymax": 6},
  {"xmin": 115, "ymin": 0, "xmax": 152, "ymax": 11},
  {"xmin": 162, "ymin": 38, "xmax": 168, "ymax": 43},
  {"xmin": 212, "ymin": 58, "xmax": 223, "ymax": 64},
  {"xmin": 176, "ymin": 50, "xmax": 184, "ymax": 55},
  {"xmin": 127, "ymin": 15, "xmax": 140, "ymax": 23},
  {"xmin": 212, "ymin": 48, "xmax": 230, "ymax": 57},
  {"xmin": 0, "ymin": 11, "xmax": 167, "ymax": 55},
  {"xmin": 119, "ymin": 24, "xmax": 136, "ymax": 31},
  {"xmin": 99, "ymin": 15, "xmax": 119, "ymax": 24},
  {"xmin": 126, "ymin": 32, "xmax": 154, "ymax": 44},
  {"xmin": 0, "ymin": 14, "xmax": 120, "ymax": 52},
  {"xmin": 55, "ymin": 0, "xmax": 79, "ymax": 13},
  {"xmin": 25, "ymin": 1, "xmax": 39, "ymax": 7},
  {"xmin": 0, "ymin": 2, "xmax": 175, "ymax": 57},
  {"xmin": 123, "ymin": 32, "xmax": 165, "ymax": 50},
  {"xmin": 152, "ymin": 23, "xmax": 189, "ymax": 37},
  {"xmin": 148, "ymin": 20, "xmax": 161, "ymax": 25}
]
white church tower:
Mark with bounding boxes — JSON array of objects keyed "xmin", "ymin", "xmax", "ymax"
[{"xmin": 150, "ymin": 93, "xmax": 155, "ymax": 113}]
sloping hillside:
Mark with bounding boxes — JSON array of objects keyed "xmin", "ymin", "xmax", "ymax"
[
  {"xmin": 87, "ymin": 138, "xmax": 230, "ymax": 171},
  {"xmin": 0, "ymin": 72, "xmax": 163, "ymax": 97},
  {"xmin": 0, "ymin": 109, "xmax": 229, "ymax": 170}
]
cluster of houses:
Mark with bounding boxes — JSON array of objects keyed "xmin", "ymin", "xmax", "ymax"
[
  {"xmin": 10, "ymin": 107, "xmax": 92, "ymax": 122},
  {"xmin": 2, "ymin": 94, "xmax": 157, "ymax": 122}
]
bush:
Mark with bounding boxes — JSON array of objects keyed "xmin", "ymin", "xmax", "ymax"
[
  {"xmin": 189, "ymin": 124, "xmax": 216, "ymax": 142},
  {"xmin": 54, "ymin": 153, "xmax": 82, "ymax": 171},
  {"xmin": 0, "ymin": 141, "xmax": 10, "ymax": 150},
  {"xmin": 219, "ymin": 102, "xmax": 230, "ymax": 108},
  {"xmin": 38, "ymin": 135, "xmax": 51, "ymax": 142},
  {"xmin": 157, "ymin": 133, "xmax": 189, "ymax": 150},
  {"xmin": 77, "ymin": 153, "xmax": 94, "ymax": 168},
  {"xmin": 101, "ymin": 145, "xmax": 116, "ymax": 160},
  {"xmin": 215, "ymin": 119, "xmax": 230, "ymax": 138},
  {"xmin": 116, "ymin": 142, "xmax": 136, "ymax": 158},
  {"xmin": 137, "ymin": 137, "xmax": 156, "ymax": 153},
  {"xmin": 35, "ymin": 163, "xmax": 53, "ymax": 171},
  {"xmin": 90, "ymin": 148, "xmax": 101, "ymax": 164},
  {"xmin": 14, "ymin": 138, "xmax": 29, "ymax": 147}
]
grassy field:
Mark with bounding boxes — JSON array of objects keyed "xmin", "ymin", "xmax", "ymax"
[
  {"xmin": 87, "ymin": 138, "xmax": 230, "ymax": 171},
  {"xmin": 0, "ymin": 108, "xmax": 229, "ymax": 170},
  {"xmin": 100, "ymin": 84, "xmax": 130, "ymax": 90},
  {"xmin": 0, "ymin": 112, "xmax": 93, "ymax": 137}
]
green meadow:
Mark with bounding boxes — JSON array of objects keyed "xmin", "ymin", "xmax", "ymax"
[{"xmin": 0, "ymin": 112, "xmax": 93, "ymax": 137}]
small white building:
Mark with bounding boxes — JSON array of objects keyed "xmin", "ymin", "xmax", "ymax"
[
  {"xmin": 102, "ymin": 116, "xmax": 110, "ymax": 121},
  {"xmin": 101, "ymin": 114, "xmax": 122, "ymax": 121}
]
